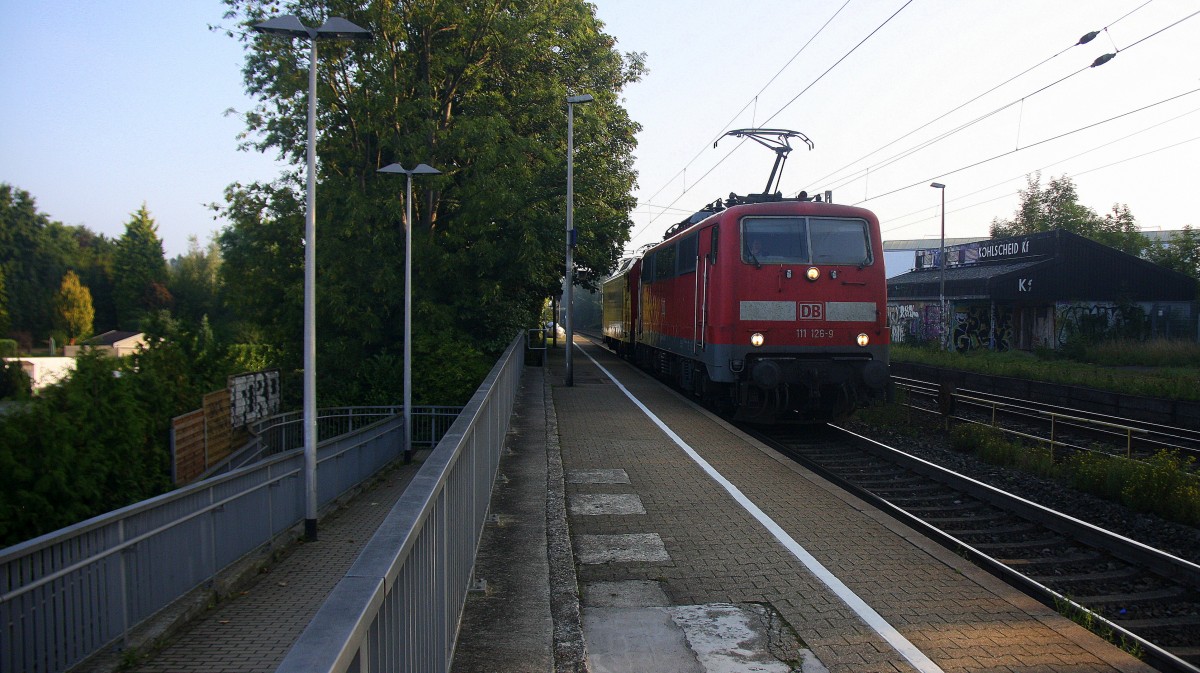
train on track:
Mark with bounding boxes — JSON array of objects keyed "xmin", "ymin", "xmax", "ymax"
[{"xmin": 600, "ymin": 129, "xmax": 890, "ymax": 422}]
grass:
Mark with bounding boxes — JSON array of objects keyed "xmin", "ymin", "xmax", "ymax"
[
  {"xmin": 950, "ymin": 424, "xmax": 1058, "ymax": 479},
  {"xmin": 943, "ymin": 422, "xmax": 1200, "ymax": 526},
  {"xmin": 1053, "ymin": 595, "xmax": 1145, "ymax": 660},
  {"xmin": 1067, "ymin": 449, "xmax": 1200, "ymax": 525},
  {"xmin": 892, "ymin": 340, "xmax": 1200, "ymax": 402}
]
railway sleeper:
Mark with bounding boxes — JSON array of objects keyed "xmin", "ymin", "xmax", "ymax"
[
  {"xmin": 849, "ymin": 475, "xmax": 925, "ymax": 488},
  {"xmin": 945, "ymin": 523, "xmax": 1042, "ymax": 537},
  {"xmin": 1114, "ymin": 614, "xmax": 1200, "ymax": 630},
  {"xmin": 1026, "ymin": 565, "xmax": 1142, "ymax": 584},
  {"xmin": 922, "ymin": 510, "xmax": 1010, "ymax": 525},
  {"xmin": 884, "ymin": 490, "xmax": 966, "ymax": 505},
  {"xmin": 968, "ymin": 536, "xmax": 1068, "ymax": 551},
  {"xmin": 1082, "ymin": 586, "xmax": 1189, "ymax": 605},
  {"xmin": 997, "ymin": 550, "xmax": 1102, "ymax": 565}
]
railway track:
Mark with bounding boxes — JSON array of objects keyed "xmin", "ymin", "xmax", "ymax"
[
  {"xmin": 752, "ymin": 423, "xmax": 1200, "ymax": 673},
  {"xmin": 893, "ymin": 375, "xmax": 1200, "ymax": 462}
]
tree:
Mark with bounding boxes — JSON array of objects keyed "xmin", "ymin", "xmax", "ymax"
[
  {"xmin": 1146, "ymin": 225, "xmax": 1200, "ymax": 286},
  {"xmin": 0, "ymin": 184, "xmax": 74, "ymax": 342},
  {"xmin": 53, "ymin": 270, "xmax": 95, "ymax": 342},
  {"xmin": 168, "ymin": 235, "xmax": 225, "ymax": 331},
  {"xmin": 71, "ymin": 228, "xmax": 118, "ymax": 333},
  {"xmin": 216, "ymin": 0, "xmax": 643, "ymax": 405},
  {"xmin": 113, "ymin": 204, "xmax": 170, "ymax": 330},
  {"xmin": 0, "ymin": 265, "xmax": 9, "ymax": 337},
  {"xmin": 990, "ymin": 174, "xmax": 1149, "ymax": 255},
  {"xmin": 0, "ymin": 350, "xmax": 167, "ymax": 545},
  {"xmin": 1093, "ymin": 203, "xmax": 1149, "ymax": 256}
]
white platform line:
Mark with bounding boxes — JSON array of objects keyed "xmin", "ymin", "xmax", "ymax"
[{"xmin": 577, "ymin": 345, "xmax": 946, "ymax": 673}]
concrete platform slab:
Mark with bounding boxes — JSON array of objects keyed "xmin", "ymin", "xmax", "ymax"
[{"xmin": 569, "ymin": 493, "xmax": 646, "ymax": 516}]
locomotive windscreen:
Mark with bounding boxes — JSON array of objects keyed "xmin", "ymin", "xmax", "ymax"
[{"xmin": 741, "ymin": 216, "xmax": 871, "ymax": 265}]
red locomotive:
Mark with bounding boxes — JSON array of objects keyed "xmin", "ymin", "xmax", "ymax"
[{"xmin": 602, "ymin": 129, "xmax": 890, "ymax": 422}]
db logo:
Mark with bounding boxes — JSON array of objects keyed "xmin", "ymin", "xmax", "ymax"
[{"xmin": 798, "ymin": 303, "xmax": 823, "ymax": 320}]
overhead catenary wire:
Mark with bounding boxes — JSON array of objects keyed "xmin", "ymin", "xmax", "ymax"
[
  {"xmin": 627, "ymin": 0, "xmax": 914, "ymax": 250},
  {"xmin": 636, "ymin": 0, "xmax": 854, "ymax": 220},
  {"xmin": 809, "ymin": 0, "xmax": 1158, "ymax": 193},
  {"xmin": 858, "ymin": 86, "xmax": 1200, "ymax": 206},
  {"xmin": 828, "ymin": 6, "xmax": 1200, "ymax": 207},
  {"xmin": 878, "ymin": 131, "xmax": 1195, "ymax": 241},
  {"xmin": 881, "ymin": 103, "xmax": 1200, "ymax": 233},
  {"xmin": 629, "ymin": 2, "xmax": 1195, "ymax": 253}
]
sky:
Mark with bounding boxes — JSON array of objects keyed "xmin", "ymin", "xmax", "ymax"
[{"xmin": 2, "ymin": 1, "xmax": 1198, "ymax": 260}]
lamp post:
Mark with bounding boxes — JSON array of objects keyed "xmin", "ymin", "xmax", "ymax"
[
  {"xmin": 564, "ymin": 93, "xmax": 593, "ymax": 387},
  {"xmin": 930, "ymin": 182, "xmax": 947, "ymax": 350},
  {"xmin": 252, "ymin": 14, "xmax": 372, "ymax": 542},
  {"xmin": 378, "ymin": 163, "xmax": 441, "ymax": 464}
]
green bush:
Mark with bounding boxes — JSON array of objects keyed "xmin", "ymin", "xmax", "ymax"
[
  {"xmin": 0, "ymin": 339, "xmax": 17, "ymax": 357},
  {"xmin": 950, "ymin": 423, "xmax": 1057, "ymax": 478},
  {"xmin": 0, "ymin": 351, "xmax": 169, "ymax": 545},
  {"xmin": 0, "ymin": 360, "xmax": 32, "ymax": 400},
  {"xmin": 1065, "ymin": 451, "xmax": 1128, "ymax": 502},
  {"xmin": 1119, "ymin": 451, "xmax": 1199, "ymax": 524}
]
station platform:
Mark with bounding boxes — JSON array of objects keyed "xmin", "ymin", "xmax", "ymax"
[
  {"xmin": 111, "ymin": 336, "xmax": 1157, "ymax": 673},
  {"xmin": 454, "ymin": 337, "xmax": 1157, "ymax": 673}
]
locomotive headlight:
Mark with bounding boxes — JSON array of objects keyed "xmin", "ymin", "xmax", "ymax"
[
  {"xmin": 805, "ymin": 267, "xmax": 820, "ymax": 281},
  {"xmin": 857, "ymin": 333, "xmax": 870, "ymax": 347},
  {"xmin": 750, "ymin": 332, "xmax": 765, "ymax": 347}
]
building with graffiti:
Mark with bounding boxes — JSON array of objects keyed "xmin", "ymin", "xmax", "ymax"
[{"xmin": 885, "ymin": 229, "xmax": 1197, "ymax": 351}]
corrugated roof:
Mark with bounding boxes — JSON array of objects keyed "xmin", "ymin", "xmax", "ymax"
[
  {"xmin": 883, "ymin": 237, "xmax": 988, "ymax": 251},
  {"xmin": 887, "ymin": 259, "xmax": 1045, "ymax": 286}
]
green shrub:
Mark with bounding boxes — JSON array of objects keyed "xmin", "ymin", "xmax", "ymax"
[
  {"xmin": 1065, "ymin": 451, "xmax": 1127, "ymax": 501},
  {"xmin": 0, "ymin": 360, "xmax": 31, "ymax": 400},
  {"xmin": 950, "ymin": 423, "xmax": 1057, "ymax": 477},
  {"xmin": 1119, "ymin": 451, "xmax": 1200, "ymax": 524},
  {"xmin": 1065, "ymin": 450, "xmax": 1200, "ymax": 526},
  {"xmin": 0, "ymin": 339, "xmax": 17, "ymax": 357}
]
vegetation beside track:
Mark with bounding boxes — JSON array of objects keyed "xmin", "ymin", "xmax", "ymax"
[
  {"xmin": 851, "ymin": 398, "xmax": 1200, "ymax": 527},
  {"xmin": 892, "ymin": 341, "xmax": 1200, "ymax": 402}
]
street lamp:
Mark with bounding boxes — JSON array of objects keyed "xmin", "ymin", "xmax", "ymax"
[
  {"xmin": 930, "ymin": 182, "xmax": 947, "ymax": 350},
  {"xmin": 564, "ymin": 93, "xmax": 593, "ymax": 387},
  {"xmin": 252, "ymin": 14, "xmax": 372, "ymax": 542},
  {"xmin": 378, "ymin": 163, "xmax": 441, "ymax": 464}
]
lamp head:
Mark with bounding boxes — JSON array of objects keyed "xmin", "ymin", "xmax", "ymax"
[
  {"xmin": 315, "ymin": 17, "xmax": 372, "ymax": 40},
  {"xmin": 566, "ymin": 94, "xmax": 594, "ymax": 104},
  {"xmin": 252, "ymin": 15, "xmax": 372, "ymax": 40},
  {"xmin": 378, "ymin": 163, "xmax": 441, "ymax": 176},
  {"xmin": 930, "ymin": 182, "xmax": 945, "ymax": 189},
  {"xmin": 252, "ymin": 15, "xmax": 313, "ymax": 38}
]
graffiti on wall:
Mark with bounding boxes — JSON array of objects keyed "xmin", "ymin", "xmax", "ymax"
[
  {"xmin": 887, "ymin": 302, "xmax": 946, "ymax": 345},
  {"xmin": 888, "ymin": 302, "xmax": 1013, "ymax": 351},
  {"xmin": 950, "ymin": 304, "xmax": 1013, "ymax": 352},
  {"xmin": 1055, "ymin": 301, "xmax": 1149, "ymax": 346}
]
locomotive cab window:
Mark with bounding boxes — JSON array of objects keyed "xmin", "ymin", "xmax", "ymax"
[
  {"xmin": 742, "ymin": 216, "xmax": 872, "ymax": 266},
  {"xmin": 741, "ymin": 217, "xmax": 809, "ymax": 264},
  {"xmin": 810, "ymin": 218, "xmax": 872, "ymax": 266}
]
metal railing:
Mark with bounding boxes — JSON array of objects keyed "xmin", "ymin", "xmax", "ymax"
[
  {"xmin": 275, "ymin": 332, "xmax": 527, "ymax": 673},
  {"xmin": 0, "ymin": 406, "xmax": 460, "ymax": 673},
  {"xmin": 211, "ymin": 405, "xmax": 463, "ymax": 476}
]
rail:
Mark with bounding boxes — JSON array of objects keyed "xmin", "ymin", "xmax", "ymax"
[
  {"xmin": 0, "ymin": 405, "xmax": 460, "ymax": 673},
  {"xmin": 274, "ymin": 332, "xmax": 527, "ymax": 673},
  {"xmin": 894, "ymin": 376, "xmax": 1199, "ymax": 462}
]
